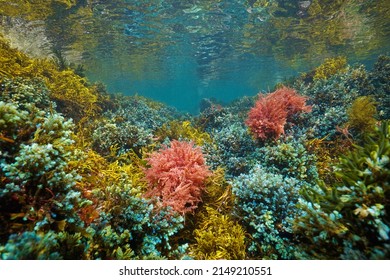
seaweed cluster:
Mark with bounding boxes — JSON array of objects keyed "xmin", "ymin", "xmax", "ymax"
[
  {"xmin": 1, "ymin": 35, "xmax": 389, "ymax": 260},
  {"xmin": 232, "ymin": 165, "xmax": 303, "ymax": 259},
  {"xmin": 294, "ymin": 122, "xmax": 390, "ymax": 259},
  {"xmin": 246, "ymin": 87, "xmax": 311, "ymax": 141}
]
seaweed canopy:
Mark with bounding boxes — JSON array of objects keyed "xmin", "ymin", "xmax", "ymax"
[
  {"xmin": 313, "ymin": 56, "xmax": 348, "ymax": 81},
  {"xmin": 347, "ymin": 96, "xmax": 378, "ymax": 135},
  {"xmin": 190, "ymin": 207, "xmax": 246, "ymax": 260},
  {"xmin": 155, "ymin": 120, "xmax": 212, "ymax": 147},
  {"xmin": 0, "ymin": 36, "xmax": 100, "ymax": 123}
]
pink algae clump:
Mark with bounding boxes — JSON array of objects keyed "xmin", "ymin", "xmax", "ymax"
[
  {"xmin": 246, "ymin": 87, "xmax": 311, "ymax": 140},
  {"xmin": 144, "ymin": 140, "xmax": 211, "ymax": 214}
]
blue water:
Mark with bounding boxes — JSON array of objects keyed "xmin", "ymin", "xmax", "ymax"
[{"xmin": 91, "ymin": 54, "xmax": 301, "ymax": 113}]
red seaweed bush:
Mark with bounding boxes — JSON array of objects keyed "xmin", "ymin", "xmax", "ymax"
[
  {"xmin": 246, "ymin": 87, "xmax": 311, "ymax": 140},
  {"xmin": 144, "ymin": 140, "xmax": 211, "ymax": 214}
]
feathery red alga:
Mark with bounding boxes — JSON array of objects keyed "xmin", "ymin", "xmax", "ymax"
[
  {"xmin": 246, "ymin": 87, "xmax": 311, "ymax": 140},
  {"xmin": 144, "ymin": 140, "xmax": 211, "ymax": 214}
]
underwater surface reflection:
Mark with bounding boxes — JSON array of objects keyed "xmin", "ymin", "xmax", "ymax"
[{"xmin": 1, "ymin": 0, "xmax": 390, "ymax": 113}]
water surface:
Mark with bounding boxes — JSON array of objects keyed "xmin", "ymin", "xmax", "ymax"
[{"xmin": 1, "ymin": 0, "xmax": 390, "ymax": 113}]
